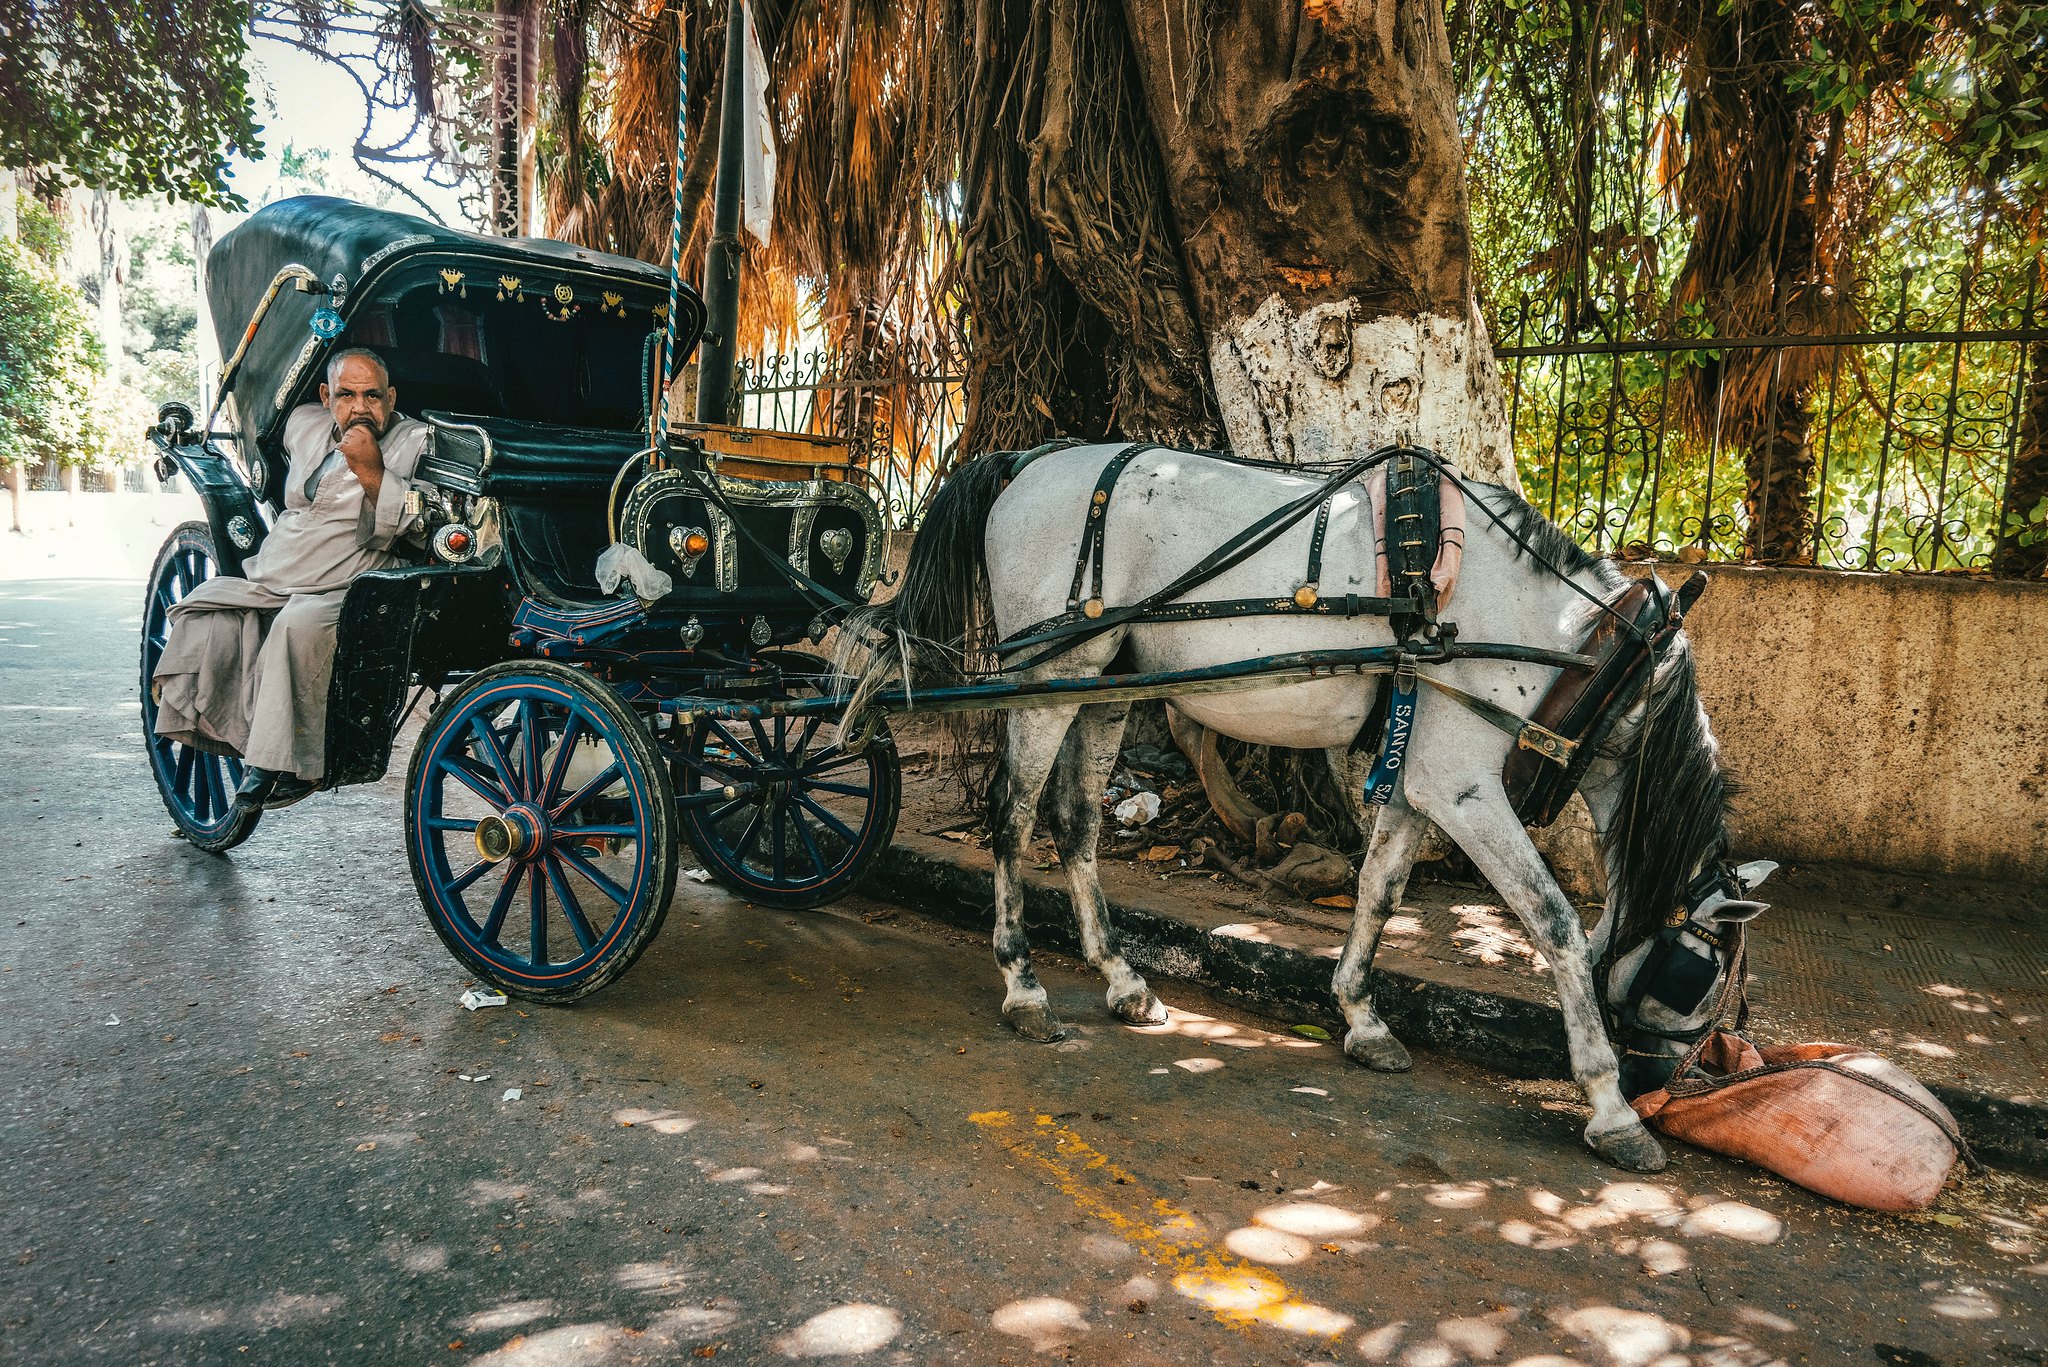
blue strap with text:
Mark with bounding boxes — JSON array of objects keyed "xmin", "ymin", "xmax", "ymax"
[{"xmin": 1363, "ymin": 668, "xmax": 1418, "ymax": 806}]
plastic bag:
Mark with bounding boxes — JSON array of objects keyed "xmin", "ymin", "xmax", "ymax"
[
  {"xmin": 595, "ymin": 543, "xmax": 674, "ymax": 600},
  {"xmin": 1631, "ymin": 1031, "xmax": 1972, "ymax": 1211}
]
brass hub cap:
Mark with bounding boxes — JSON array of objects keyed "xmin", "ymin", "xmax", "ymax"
[{"xmin": 474, "ymin": 805, "xmax": 545, "ymax": 863}]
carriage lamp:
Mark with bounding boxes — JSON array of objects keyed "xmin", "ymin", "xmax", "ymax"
[
  {"xmin": 669, "ymin": 525, "xmax": 713, "ymax": 578},
  {"xmin": 432, "ymin": 522, "xmax": 478, "ymax": 563}
]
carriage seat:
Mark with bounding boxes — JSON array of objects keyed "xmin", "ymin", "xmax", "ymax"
[{"xmin": 417, "ymin": 410, "xmax": 650, "ymax": 604}]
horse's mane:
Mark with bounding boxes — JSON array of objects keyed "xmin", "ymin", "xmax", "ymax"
[{"xmin": 1475, "ymin": 482, "xmax": 1732, "ymax": 955}]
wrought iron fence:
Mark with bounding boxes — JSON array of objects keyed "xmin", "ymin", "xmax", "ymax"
[
  {"xmin": 1491, "ymin": 259, "xmax": 2045, "ymax": 571},
  {"xmin": 729, "ymin": 258, "xmax": 2045, "ymax": 567},
  {"xmin": 730, "ymin": 342, "xmax": 967, "ymax": 529}
]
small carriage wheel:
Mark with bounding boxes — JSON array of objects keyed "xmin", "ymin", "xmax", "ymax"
[
  {"xmin": 673, "ymin": 650, "xmax": 901, "ymax": 910},
  {"xmin": 405, "ymin": 661, "xmax": 679, "ymax": 1002},
  {"xmin": 139, "ymin": 522, "xmax": 261, "ymax": 854}
]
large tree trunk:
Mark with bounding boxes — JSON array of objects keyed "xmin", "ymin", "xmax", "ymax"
[
  {"xmin": 1993, "ymin": 338, "xmax": 2048, "ymax": 579},
  {"xmin": 1745, "ymin": 388, "xmax": 1816, "ymax": 562},
  {"xmin": 1114, "ymin": 0, "xmax": 1517, "ymax": 482}
]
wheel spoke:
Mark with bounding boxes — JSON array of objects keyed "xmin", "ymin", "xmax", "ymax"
[
  {"xmin": 672, "ymin": 748, "xmax": 748, "ymax": 783},
  {"xmin": 705, "ymin": 719, "xmax": 763, "ymax": 764},
  {"xmin": 447, "ymin": 855, "xmax": 494, "ymax": 895},
  {"xmin": 795, "ymin": 794, "xmax": 860, "ymax": 845},
  {"xmin": 733, "ymin": 808, "xmax": 766, "ymax": 866},
  {"xmin": 426, "ymin": 815, "xmax": 479, "ymax": 832},
  {"xmin": 172, "ymin": 743, "xmax": 196, "ymax": 803},
  {"xmin": 192, "ymin": 753, "xmax": 216, "ymax": 822},
  {"xmin": 539, "ymin": 709, "xmax": 586, "ymax": 807},
  {"xmin": 552, "ymin": 760, "xmax": 623, "ymax": 821},
  {"xmin": 556, "ymin": 840, "xmax": 631, "ymax": 907},
  {"xmin": 519, "ymin": 700, "xmax": 545, "ymax": 802},
  {"xmin": 479, "ymin": 865, "xmax": 522, "ymax": 945},
  {"xmin": 528, "ymin": 865, "xmax": 548, "ymax": 963},
  {"xmin": 771, "ymin": 804, "xmax": 786, "ymax": 882},
  {"xmin": 553, "ymin": 823, "xmax": 638, "ymax": 839},
  {"xmin": 790, "ymin": 714, "xmax": 823, "ymax": 763},
  {"xmin": 787, "ymin": 807, "xmax": 826, "ymax": 876},
  {"xmin": 678, "ymin": 790, "xmax": 749, "ymax": 815},
  {"xmin": 439, "ymin": 755, "xmax": 509, "ymax": 808},
  {"xmin": 805, "ymin": 778, "xmax": 871, "ymax": 798},
  {"xmin": 469, "ymin": 714, "xmax": 519, "ymax": 798},
  {"xmin": 801, "ymin": 747, "xmax": 869, "ymax": 776},
  {"xmin": 544, "ymin": 855, "xmax": 600, "ymax": 953}
]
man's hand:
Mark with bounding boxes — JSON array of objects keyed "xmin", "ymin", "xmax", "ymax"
[{"xmin": 338, "ymin": 422, "xmax": 383, "ymax": 503}]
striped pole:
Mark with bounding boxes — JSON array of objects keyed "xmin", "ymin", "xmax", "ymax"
[{"xmin": 655, "ymin": 5, "xmax": 689, "ymax": 446}]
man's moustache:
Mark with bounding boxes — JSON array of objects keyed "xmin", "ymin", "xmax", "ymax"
[{"xmin": 336, "ymin": 414, "xmax": 386, "ymax": 436}]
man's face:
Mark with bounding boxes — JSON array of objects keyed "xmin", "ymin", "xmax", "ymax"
[{"xmin": 320, "ymin": 357, "xmax": 396, "ymax": 436}]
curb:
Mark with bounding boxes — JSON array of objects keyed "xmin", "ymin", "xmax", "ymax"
[{"xmin": 875, "ymin": 840, "xmax": 2048, "ymax": 1175}]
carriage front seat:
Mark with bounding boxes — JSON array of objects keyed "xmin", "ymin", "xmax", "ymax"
[{"xmin": 419, "ymin": 410, "xmax": 650, "ymax": 604}]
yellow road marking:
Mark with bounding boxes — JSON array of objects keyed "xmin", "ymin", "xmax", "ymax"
[{"xmin": 968, "ymin": 1110, "xmax": 1354, "ymax": 1339}]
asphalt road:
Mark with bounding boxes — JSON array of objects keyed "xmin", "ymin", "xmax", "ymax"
[{"xmin": 2, "ymin": 577, "xmax": 2044, "ymax": 1366}]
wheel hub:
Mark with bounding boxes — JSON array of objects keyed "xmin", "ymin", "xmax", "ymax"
[{"xmin": 475, "ymin": 804, "xmax": 547, "ymax": 863}]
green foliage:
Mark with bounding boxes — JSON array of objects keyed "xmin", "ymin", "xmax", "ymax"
[
  {"xmin": 0, "ymin": 0, "xmax": 262, "ymax": 207},
  {"xmin": 0, "ymin": 237, "xmax": 111, "ymax": 470},
  {"xmin": 118, "ymin": 198, "xmax": 203, "ymax": 406}
]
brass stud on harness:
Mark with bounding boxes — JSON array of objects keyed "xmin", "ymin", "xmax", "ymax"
[
  {"xmin": 1293, "ymin": 584, "xmax": 1319, "ymax": 609},
  {"xmin": 1083, "ymin": 598, "xmax": 1104, "ymax": 620}
]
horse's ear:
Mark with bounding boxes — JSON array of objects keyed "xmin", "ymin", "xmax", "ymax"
[
  {"xmin": 1733, "ymin": 859, "xmax": 1778, "ymax": 893},
  {"xmin": 1713, "ymin": 898, "xmax": 1770, "ymax": 923}
]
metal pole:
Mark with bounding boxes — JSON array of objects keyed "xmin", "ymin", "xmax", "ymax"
[{"xmin": 695, "ymin": 0, "xmax": 750, "ymax": 425}]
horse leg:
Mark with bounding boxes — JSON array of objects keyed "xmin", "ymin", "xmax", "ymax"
[
  {"xmin": 1411, "ymin": 784, "xmax": 1667, "ymax": 1173},
  {"xmin": 1330, "ymin": 789, "xmax": 1430, "ymax": 1071},
  {"xmin": 988, "ymin": 704, "xmax": 1083, "ymax": 1042},
  {"xmin": 1042, "ymin": 703, "xmax": 1166, "ymax": 1024}
]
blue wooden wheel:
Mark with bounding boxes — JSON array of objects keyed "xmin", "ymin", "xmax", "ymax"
[
  {"xmin": 140, "ymin": 522, "xmax": 261, "ymax": 853},
  {"xmin": 673, "ymin": 653, "xmax": 900, "ymax": 909},
  {"xmin": 406, "ymin": 661, "xmax": 678, "ymax": 1002}
]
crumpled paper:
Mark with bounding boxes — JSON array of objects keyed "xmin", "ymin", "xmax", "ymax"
[
  {"xmin": 595, "ymin": 543, "xmax": 674, "ymax": 600},
  {"xmin": 1113, "ymin": 791, "xmax": 1162, "ymax": 826}
]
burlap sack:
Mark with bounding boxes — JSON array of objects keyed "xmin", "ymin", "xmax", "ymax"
[{"xmin": 1630, "ymin": 1031, "xmax": 1973, "ymax": 1212}]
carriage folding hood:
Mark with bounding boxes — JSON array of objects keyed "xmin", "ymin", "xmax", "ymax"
[{"xmin": 204, "ymin": 195, "xmax": 708, "ymax": 483}]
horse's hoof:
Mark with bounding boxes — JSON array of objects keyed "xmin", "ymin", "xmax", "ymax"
[
  {"xmin": 1343, "ymin": 1029, "xmax": 1413, "ymax": 1072},
  {"xmin": 1004, "ymin": 1002, "xmax": 1067, "ymax": 1043},
  {"xmin": 1588, "ymin": 1122, "xmax": 1668, "ymax": 1173},
  {"xmin": 1110, "ymin": 989, "xmax": 1168, "ymax": 1025}
]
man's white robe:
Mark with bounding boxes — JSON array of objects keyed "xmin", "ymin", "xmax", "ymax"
[{"xmin": 152, "ymin": 404, "xmax": 433, "ymax": 780}]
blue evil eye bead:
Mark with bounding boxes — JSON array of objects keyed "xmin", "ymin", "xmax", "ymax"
[{"xmin": 311, "ymin": 308, "xmax": 345, "ymax": 340}]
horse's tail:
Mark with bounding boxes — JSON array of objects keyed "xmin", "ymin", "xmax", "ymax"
[{"xmin": 834, "ymin": 452, "xmax": 1012, "ymax": 716}]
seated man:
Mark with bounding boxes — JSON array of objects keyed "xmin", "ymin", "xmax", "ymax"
[{"xmin": 153, "ymin": 347, "xmax": 433, "ymax": 810}]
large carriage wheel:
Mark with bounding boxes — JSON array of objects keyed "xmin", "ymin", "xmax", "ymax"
[
  {"xmin": 406, "ymin": 661, "xmax": 678, "ymax": 1002},
  {"xmin": 139, "ymin": 522, "xmax": 262, "ymax": 854},
  {"xmin": 673, "ymin": 651, "xmax": 901, "ymax": 909}
]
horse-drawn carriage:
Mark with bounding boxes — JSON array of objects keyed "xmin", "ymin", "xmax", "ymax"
[
  {"xmin": 143, "ymin": 197, "xmax": 900, "ymax": 1001},
  {"xmin": 145, "ymin": 196, "xmax": 1854, "ymax": 1178}
]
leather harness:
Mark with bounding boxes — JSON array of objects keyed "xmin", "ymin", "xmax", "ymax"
[{"xmin": 994, "ymin": 441, "xmax": 1708, "ymax": 828}]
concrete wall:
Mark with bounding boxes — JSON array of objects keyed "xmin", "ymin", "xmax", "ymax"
[{"xmin": 1639, "ymin": 564, "xmax": 2048, "ymax": 883}]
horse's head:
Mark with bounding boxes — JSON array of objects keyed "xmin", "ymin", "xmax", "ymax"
[{"xmin": 1598, "ymin": 857, "xmax": 1777, "ymax": 1098}]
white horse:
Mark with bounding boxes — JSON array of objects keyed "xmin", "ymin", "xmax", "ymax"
[{"xmin": 848, "ymin": 443, "xmax": 1772, "ymax": 1172}]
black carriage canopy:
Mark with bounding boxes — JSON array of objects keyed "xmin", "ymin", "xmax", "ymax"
[{"xmin": 205, "ymin": 196, "xmax": 707, "ymax": 455}]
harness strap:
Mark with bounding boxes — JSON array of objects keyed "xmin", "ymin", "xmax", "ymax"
[
  {"xmin": 1001, "ymin": 444, "xmax": 1414, "ymax": 673},
  {"xmin": 1066, "ymin": 443, "xmax": 1155, "ymax": 617},
  {"xmin": 1298, "ymin": 495, "xmax": 1336, "ymax": 604},
  {"xmin": 1008, "ymin": 589, "xmax": 1409, "ymax": 660}
]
